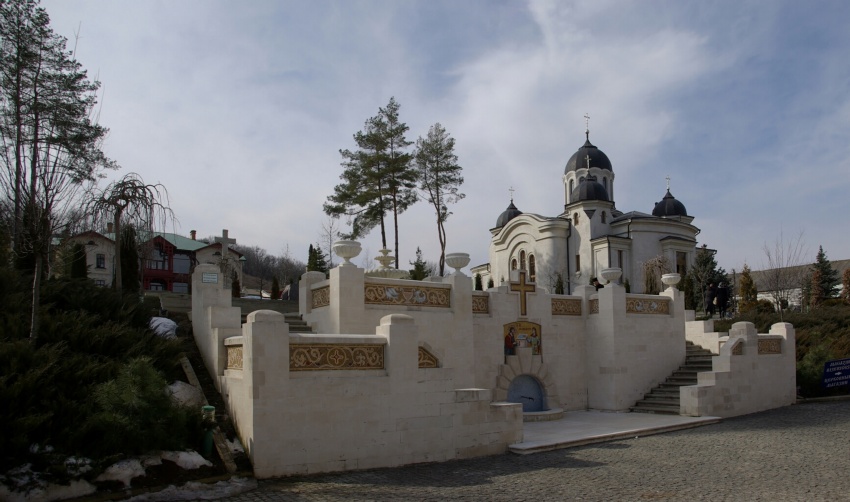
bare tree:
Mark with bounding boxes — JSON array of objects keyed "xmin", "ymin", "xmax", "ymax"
[
  {"xmin": 761, "ymin": 230, "xmax": 807, "ymax": 320},
  {"xmin": 319, "ymin": 215, "xmax": 341, "ymax": 269},
  {"xmin": 86, "ymin": 173, "xmax": 173, "ymax": 292}
]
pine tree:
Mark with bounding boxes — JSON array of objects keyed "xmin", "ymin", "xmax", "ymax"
[
  {"xmin": 687, "ymin": 245, "xmax": 727, "ymax": 311},
  {"xmin": 408, "ymin": 247, "xmax": 430, "ymax": 280},
  {"xmin": 811, "ymin": 246, "xmax": 840, "ymax": 300},
  {"xmin": 324, "ymin": 98, "xmax": 417, "ymax": 267},
  {"xmin": 414, "ymin": 123, "xmax": 464, "ymax": 276},
  {"xmin": 810, "ymin": 268, "xmax": 825, "ymax": 309},
  {"xmin": 271, "ymin": 276, "xmax": 280, "ymax": 300},
  {"xmin": 310, "ymin": 242, "xmax": 329, "ymax": 275},
  {"xmin": 842, "ymin": 269, "xmax": 850, "ymax": 304},
  {"xmin": 474, "ymin": 273, "xmax": 483, "ymax": 291},
  {"xmin": 307, "ymin": 244, "xmax": 317, "ymax": 272},
  {"xmin": 554, "ymin": 273, "xmax": 565, "ymax": 295},
  {"xmin": 487, "ymin": 277, "xmax": 494, "ymax": 289},
  {"xmin": 738, "ymin": 264, "xmax": 758, "ymax": 313}
]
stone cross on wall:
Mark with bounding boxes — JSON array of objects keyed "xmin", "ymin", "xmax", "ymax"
[
  {"xmin": 215, "ymin": 229, "xmax": 236, "ymax": 257},
  {"xmin": 510, "ymin": 270, "xmax": 536, "ymax": 317}
]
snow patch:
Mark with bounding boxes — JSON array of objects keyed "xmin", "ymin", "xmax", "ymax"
[
  {"xmin": 168, "ymin": 380, "xmax": 205, "ymax": 408},
  {"xmin": 226, "ymin": 437, "xmax": 244, "ymax": 454},
  {"xmin": 149, "ymin": 317, "xmax": 178, "ymax": 338},
  {"xmin": 126, "ymin": 476, "xmax": 258, "ymax": 501},
  {"xmin": 160, "ymin": 451, "xmax": 212, "ymax": 470},
  {"xmin": 95, "ymin": 459, "xmax": 145, "ymax": 488}
]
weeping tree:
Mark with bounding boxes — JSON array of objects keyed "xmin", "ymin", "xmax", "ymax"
[
  {"xmin": 86, "ymin": 173, "xmax": 173, "ymax": 292},
  {"xmin": 641, "ymin": 255, "xmax": 671, "ymax": 295}
]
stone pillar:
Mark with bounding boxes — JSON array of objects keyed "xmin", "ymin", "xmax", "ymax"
[
  {"xmin": 444, "ymin": 271, "xmax": 475, "ymax": 388},
  {"xmin": 192, "ymin": 264, "xmax": 241, "ymax": 387},
  {"xmin": 299, "ymin": 271, "xmax": 327, "ymax": 315},
  {"xmin": 377, "ymin": 314, "xmax": 417, "ymax": 383},
  {"xmin": 240, "ymin": 310, "xmax": 290, "ymax": 479},
  {"xmin": 330, "ymin": 264, "xmax": 366, "ymax": 334}
]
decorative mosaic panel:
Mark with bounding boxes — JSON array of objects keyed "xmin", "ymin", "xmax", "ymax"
[
  {"xmin": 226, "ymin": 345, "xmax": 243, "ymax": 370},
  {"xmin": 758, "ymin": 339, "xmax": 782, "ymax": 354},
  {"xmin": 731, "ymin": 341, "xmax": 743, "ymax": 355},
  {"xmin": 589, "ymin": 299, "xmax": 599, "ymax": 314},
  {"xmin": 311, "ymin": 286, "xmax": 330, "ymax": 309},
  {"xmin": 418, "ymin": 347, "xmax": 439, "ymax": 368},
  {"xmin": 626, "ymin": 298, "xmax": 670, "ymax": 315},
  {"xmin": 290, "ymin": 344, "xmax": 384, "ymax": 371},
  {"xmin": 472, "ymin": 295, "xmax": 489, "ymax": 314},
  {"xmin": 364, "ymin": 283, "xmax": 450, "ymax": 308},
  {"xmin": 552, "ymin": 298, "xmax": 582, "ymax": 316}
]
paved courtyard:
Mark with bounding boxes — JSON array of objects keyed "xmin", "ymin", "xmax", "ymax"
[{"xmin": 220, "ymin": 400, "xmax": 850, "ymax": 501}]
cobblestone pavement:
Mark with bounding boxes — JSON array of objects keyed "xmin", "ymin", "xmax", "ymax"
[{"xmin": 219, "ymin": 400, "xmax": 850, "ymax": 501}]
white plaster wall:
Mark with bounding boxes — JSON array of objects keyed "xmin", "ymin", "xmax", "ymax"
[
  {"xmin": 191, "ymin": 264, "xmax": 241, "ymax": 390},
  {"xmin": 221, "ymin": 313, "xmax": 523, "ymax": 478},
  {"xmin": 585, "ymin": 284, "xmax": 687, "ymax": 411},
  {"xmin": 680, "ymin": 322, "xmax": 797, "ymax": 418}
]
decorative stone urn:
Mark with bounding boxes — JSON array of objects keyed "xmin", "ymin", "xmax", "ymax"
[
  {"xmin": 445, "ymin": 252, "xmax": 470, "ymax": 275},
  {"xmin": 599, "ymin": 267, "xmax": 622, "ymax": 285},
  {"xmin": 661, "ymin": 273, "xmax": 681, "ymax": 288},
  {"xmin": 332, "ymin": 240, "xmax": 361, "ymax": 266}
]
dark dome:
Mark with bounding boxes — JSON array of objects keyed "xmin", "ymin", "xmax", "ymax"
[
  {"xmin": 565, "ymin": 139, "xmax": 613, "ymax": 174},
  {"xmin": 652, "ymin": 189, "xmax": 688, "ymax": 217},
  {"xmin": 495, "ymin": 201, "xmax": 522, "ymax": 228},
  {"xmin": 570, "ymin": 177, "xmax": 610, "ymax": 202}
]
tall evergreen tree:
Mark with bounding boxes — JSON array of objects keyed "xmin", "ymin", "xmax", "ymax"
[
  {"xmin": 414, "ymin": 123, "xmax": 464, "ymax": 276},
  {"xmin": 687, "ymin": 245, "xmax": 727, "ymax": 311},
  {"xmin": 811, "ymin": 245, "xmax": 840, "ymax": 300},
  {"xmin": 306, "ymin": 243, "xmax": 328, "ymax": 275},
  {"xmin": 0, "ymin": 0, "xmax": 114, "ymax": 339},
  {"xmin": 738, "ymin": 263, "xmax": 758, "ymax": 313},
  {"xmin": 408, "ymin": 247, "xmax": 430, "ymax": 280},
  {"xmin": 324, "ymin": 97, "xmax": 417, "ymax": 267}
]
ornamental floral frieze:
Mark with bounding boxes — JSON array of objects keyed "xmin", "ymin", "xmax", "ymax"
[
  {"xmin": 552, "ymin": 298, "xmax": 582, "ymax": 316},
  {"xmin": 589, "ymin": 299, "xmax": 599, "ymax": 314},
  {"xmin": 418, "ymin": 347, "xmax": 439, "ymax": 368},
  {"xmin": 290, "ymin": 344, "xmax": 384, "ymax": 371},
  {"xmin": 625, "ymin": 297, "xmax": 670, "ymax": 315},
  {"xmin": 311, "ymin": 286, "xmax": 330, "ymax": 309},
  {"xmin": 731, "ymin": 341, "xmax": 743, "ymax": 355},
  {"xmin": 226, "ymin": 345, "xmax": 243, "ymax": 370},
  {"xmin": 364, "ymin": 283, "xmax": 450, "ymax": 308},
  {"xmin": 758, "ymin": 338, "xmax": 782, "ymax": 355},
  {"xmin": 472, "ymin": 295, "xmax": 489, "ymax": 314}
]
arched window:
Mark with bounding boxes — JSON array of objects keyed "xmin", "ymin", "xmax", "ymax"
[
  {"xmin": 573, "ymin": 212, "xmax": 579, "ymax": 226},
  {"xmin": 601, "ymin": 211, "xmax": 607, "ymax": 223},
  {"xmin": 529, "ymin": 255, "xmax": 536, "ymax": 282},
  {"xmin": 603, "ymin": 177, "xmax": 608, "ymax": 191},
  {"xmin": 520, "ymin": 250, "xmax": 526, "ymax": 271},
  {"xmin": 511, "ymin": 258, "xmax": 518, "ymax": 270},
  {"xmin": 569, "ymin": 179, "xmax": 574, "ymax": 202}
]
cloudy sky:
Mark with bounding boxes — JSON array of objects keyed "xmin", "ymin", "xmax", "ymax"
[{"xmin": 43, "ymin": 0, "xmax": 850, "ymax": 274}]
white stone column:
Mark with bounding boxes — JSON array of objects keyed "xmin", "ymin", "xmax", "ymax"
[{"xmin": 329, "ymin": 264, "xmax": 366, "ymax": 334}]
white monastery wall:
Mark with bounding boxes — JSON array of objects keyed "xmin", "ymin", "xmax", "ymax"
[{"xmin": 681, "ymin": 322, "xmax": 796, "ymax": 418}]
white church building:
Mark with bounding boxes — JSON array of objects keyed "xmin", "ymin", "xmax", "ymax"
[{"xmin": 473, "ymin": 127, "xmax": 698, "ymax": 294}]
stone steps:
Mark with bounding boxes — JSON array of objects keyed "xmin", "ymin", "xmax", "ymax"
[{"xmin": 631, "ymin": 341, "xmax": 714, "ymax": 415}]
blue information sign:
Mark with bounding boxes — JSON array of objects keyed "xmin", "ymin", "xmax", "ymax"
[{"xmin": 822, "ymin": 358, "xmax": 850, "ymax": 388}]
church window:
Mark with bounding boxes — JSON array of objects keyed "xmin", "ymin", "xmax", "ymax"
[
  {"xmin": 520, "ymin": 250, "xmax": 526, "ymax": 271},
  {"xmin": 511, "ymin": 259, "xmax": 518, "ymax": 270},
  {"xmin": 529, "ymin": 255, "xmax": 536, "ymax": 282},
  {"xmin": 601, "ymin": 211, "xmax": 607, "ymax": 223},
  {"xmin": 618, "ymin": 250, "xmax": 624, "ymax": 269},
  {"xmin": 573, "ymin": 213, "xmax": 579, "ymax": 226},
  {"xmin": 569, "ymin": 179, "xmax": 574, "ymax": 202},
  {"xmin": 575, "ymin": 254, "xmax": 581, "ymax": 272},
  {"xmin": 603, "ymin": 177, "xmax": 608, "ymax": 191},
  {"xmin": 677, "ymin": 252, "xmax": 688, "ymax": 276}
]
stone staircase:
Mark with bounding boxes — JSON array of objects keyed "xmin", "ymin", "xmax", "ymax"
[
  {"xmin": 631, "ymin": 341, "xmax": 714, "ymax": 415},
  {"xmin": 283, "ymin": 313, "xmax": 313, "ymax": 333}
]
